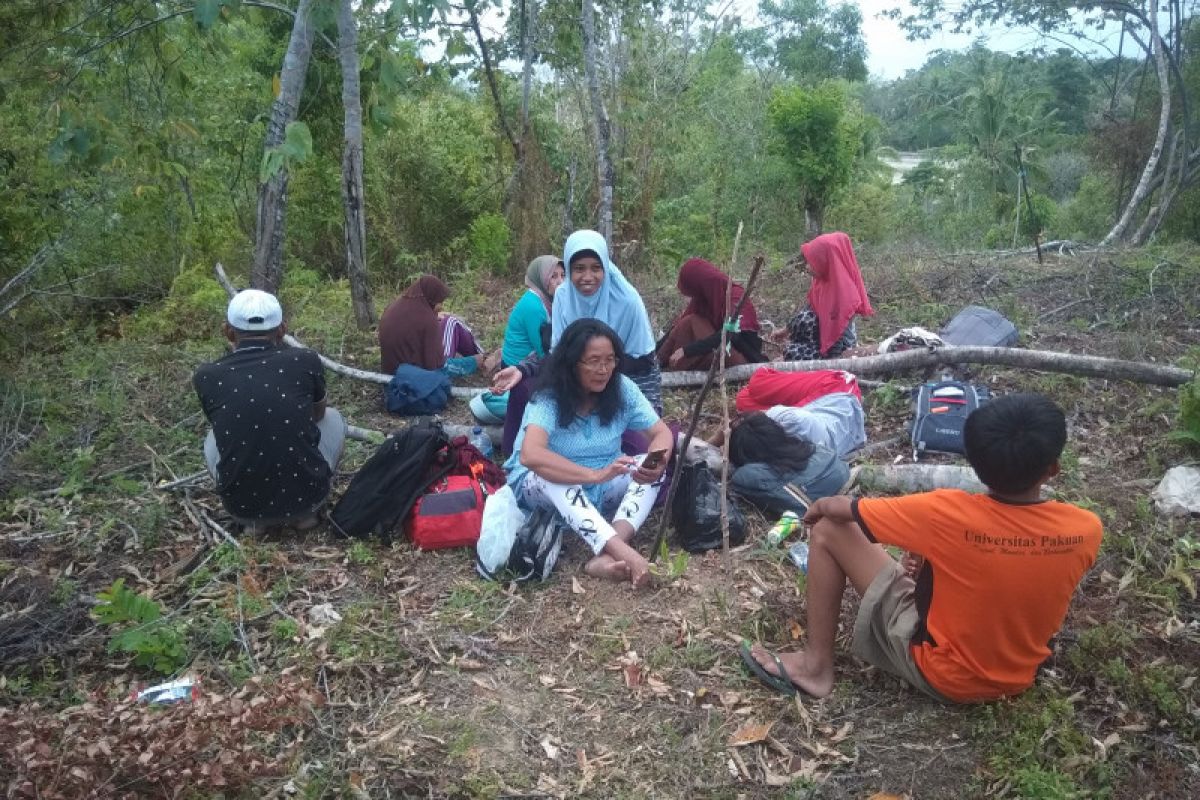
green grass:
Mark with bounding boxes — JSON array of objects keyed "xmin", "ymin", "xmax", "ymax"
[{"xmin": 973, "ymin": 688, "xmax": 1102, "ymax": 798}]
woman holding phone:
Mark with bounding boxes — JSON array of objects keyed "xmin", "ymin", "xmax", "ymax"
[
  {"xmin": 491, "ymin": 229, "xmax": 662, "ymax": 454},
  {"xmin": 506, "ymin": 319, "xmax": 673, "ymax": 588}
]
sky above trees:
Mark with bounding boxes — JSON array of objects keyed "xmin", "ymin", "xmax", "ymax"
[{"xmin": 726, "ymin": 0, "xmax": 1127, "ymax": 78}]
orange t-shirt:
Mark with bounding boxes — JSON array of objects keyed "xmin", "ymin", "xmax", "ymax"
[{"xmin": 854, "ymin": 490, "xmax": 1102, "ymax": 702}]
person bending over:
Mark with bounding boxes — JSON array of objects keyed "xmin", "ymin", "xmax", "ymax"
[
  {"xmin": 193, "ymin": 290, "xmax": 347, "ymax": 533},
  {"xmin": 727, "ymin": 413, "xmax": 850, "ymax": 517},
  {"xmin": 505, "ymin": 319, "xmax": 673, "ymax": 588},
  {"xmin": 742, "ymin": 393, "xmax": 1102, "ymax": 702}
]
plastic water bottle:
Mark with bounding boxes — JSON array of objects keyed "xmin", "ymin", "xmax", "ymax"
[
  {"xmin": 471, "ymin": 426, "xmax": 493, "ymax": 460},
  {"xmin": 766, "ymin": 511, "xmax": 801, "ymax": 546},
  {"xmin": 788, "ymin": 541, "xmax": 810, "ymax": 574}
]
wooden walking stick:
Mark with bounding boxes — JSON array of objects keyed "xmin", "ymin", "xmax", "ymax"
[{"xmin": 717, "ymin": 223, "xmax": 743, "ymax": 570}]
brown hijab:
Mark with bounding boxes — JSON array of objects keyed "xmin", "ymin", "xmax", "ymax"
[{"xmin": 378, "ymin": 274, "xmax": 451, "ymax": 373}]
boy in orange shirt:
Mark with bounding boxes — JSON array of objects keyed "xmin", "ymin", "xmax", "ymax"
[{"xmin": 742, "ymin": 393, "xmax": 1103, "ymax": 702}]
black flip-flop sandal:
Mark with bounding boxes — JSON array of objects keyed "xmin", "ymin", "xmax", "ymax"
[{"xmin": 739, "ymin": 640, "xmax": 798, "ymax": 697}]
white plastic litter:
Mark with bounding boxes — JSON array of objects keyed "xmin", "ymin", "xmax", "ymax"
[
  {"xmin": 136, "ymin": 676, "xmax": 198, "ymax": 705},
  {"xmin": 683, "ymin": 437, "xmax": 724, "ymax": 471},
  {"xmin": 476, "ymin": 484, "xmax": 526, "ymax": 577},
  {"xmin": 1151, "ymin": 466, "xmax": 1200, "ymax": 517}
]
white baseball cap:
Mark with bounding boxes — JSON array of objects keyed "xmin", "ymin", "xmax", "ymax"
[{"xmin": 226, "ymin": 289, "xmax": 283, "ymax": 331}]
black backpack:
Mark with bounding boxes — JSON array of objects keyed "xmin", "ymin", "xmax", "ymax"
[
  {"xmin": 671, "ymin": 462, "xmax": 746, "ymax": 553},
  {"xmin": 330, "ymin": 418, "xmax": 448, "ymax": 539},
  {"xmin": 910, "ymin": 379, "xmax": 989, "ymax": 460}
]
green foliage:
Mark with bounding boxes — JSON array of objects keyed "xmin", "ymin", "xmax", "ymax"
[
  {"xmin": 273, "ymin": 617, "xmax": 300, "ymax": 641},
  {"xmin": 124, "ymin": 259, "xmax": 229, "ymax": 342},
  {"xmin": 57, "ymin": 446, "xmax": 97, "ymax": 497},
  {"xmin": 346, "ymin": 541, "xmax": 376, "ymax": 566},
  {"xmin": 768, "ymin": 81, "xmax": 867, "ymax": 230},
  {"xmin": 975, "ymin": 688, "xmax": 1099, "ymax": 797},
  {"xmin": 467, "ymin": 213, "xmax": 512, "ymax": 274},
  {"xmin": 654, "ymin": 539, "xmax": 689, "ymax": 581},
  {"xmin": 364, "ymin": 91, "xmax": 505, "ymax": 278},
  {"xmin": 758, "ymin": 0, "xmax": 868, "ymax": 83},
  {"xmin": 94, "ymin": 579, "xmax": 189, "ymax": 674},
  {"xmin": 260, "ymin": 121, "xmax": 314, "ymax": 181},
  {"xmin": 1057, "ymin": 173, "xmax": 1115, "ymax": 242},
  {"xmin": 1171, "ymin": 379, "xmax": 1200, "ymax": 449},
  {"xmin": 825, "ymin": 182, "xmax": 896, "ymax": 244}
]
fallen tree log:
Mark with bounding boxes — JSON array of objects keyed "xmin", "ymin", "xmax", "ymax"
[
  {"xmin": 215, "ymin": 264, "xmax": 1194, "ymax": 390},
  {"xmin": 660, "ymin": 346, "xmax": 1194, "ymax": 388}
]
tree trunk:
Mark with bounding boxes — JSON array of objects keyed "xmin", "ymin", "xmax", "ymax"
[
  {"xmin": 1102, "ymin": 0, "xmax": 1170, "ymax": 246},
  {"xmin": 1131, "ymin": 128, "xmax": 1184, "ymax": 245},
  {"xmin": 467, "ymin": 4, "xmax": 519, "ymax": 160},
  {"xmin": 520, "ymin": 0, "xmax": 537, "ymax": 142},
  {"xmin": 804, "ymin": 201, "xmax": 823, "ymax": 239},
  {"xmin": 660, "ymin": 346, "xmax": 1195, "ymax": 388},
  {"xmin": 251, "ymin": 0, "xmax": 315, "ymax": 293},
  {"xmin": 561, "ymin": 151, "xmax": 577, "ymax": 240},
  {"xmin": 581, "ymin": 0, "xmax": 613, "ymax": 242},
  {"xmin": 337, "ymin": 0, "xmax": 375, "ymax": 329}
]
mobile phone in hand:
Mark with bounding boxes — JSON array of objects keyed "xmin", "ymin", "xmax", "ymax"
[{"xmin": 642, "ymin": 447, "xmax": 668, "ymax": 470}]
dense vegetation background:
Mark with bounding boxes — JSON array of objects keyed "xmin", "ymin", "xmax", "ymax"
[{"xmin": 3, "ymin": 0, "xmax": 1200, "ymax": 349}]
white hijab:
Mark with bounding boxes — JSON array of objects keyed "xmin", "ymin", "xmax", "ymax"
[{"xmin": 551, "ymin": 230, "xmax": 655, "ymax": 357}]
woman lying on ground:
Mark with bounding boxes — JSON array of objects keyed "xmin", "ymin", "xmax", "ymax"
[
  {"xmin": 471, "ymin": 256, "xmax": 564, "ymax": 424},
  {"xmin": 492, "ymin": 230, "xmax": 662, "ymax": 453},
  {"xmin": 378, "ymin": 274, "xmax": 495, "ymax": 377},
  {"xmin": 656, "ymin": 258, "xmax": 765, "ymax": 371},
  {"xmin": 505, "ymin": 318, "xmax": 673, "ymax": 588},
  {"xmin": 780, "ymin": 232, "xmax": 874, "ymax": 361},
  {"xmin": 726, "ymin": 413, "xmax": 851, "ymax": 517}
]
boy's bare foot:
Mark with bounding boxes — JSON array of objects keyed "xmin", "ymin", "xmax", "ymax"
[
  {"xmin": 584, "ymin": 555, "xmax": 631, "ymax": 582},
  {"xmin": 749, "ymin": 643, "xmax": 835, "ymax": 698}
]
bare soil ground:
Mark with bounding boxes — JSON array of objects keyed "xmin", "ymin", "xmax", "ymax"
[{"xmin": 1, "ymin": 246, "xmax": 1198, "ymax": 799}]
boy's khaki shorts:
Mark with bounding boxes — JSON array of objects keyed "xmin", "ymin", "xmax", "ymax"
[{"xmin": 851, "ymin": 560, "xmax": 950, "ymax": 703}]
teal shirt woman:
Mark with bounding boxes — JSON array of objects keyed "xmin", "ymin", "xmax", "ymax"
[{"xmin": 501, "ymin": 255, "xmax": 564, "ymax": 367}]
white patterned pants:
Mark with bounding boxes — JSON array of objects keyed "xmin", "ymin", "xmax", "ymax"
[{"xmin": 519, "ymin": 455, "xmax": 664, "ymax": 555}]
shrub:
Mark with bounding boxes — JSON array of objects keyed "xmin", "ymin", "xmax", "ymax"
[
  {"xmin": 93, "ymin": 579, "xmax": 188, "ymax": 674},
  {"xmin": 467, "ymin": 212, "xmax": 512, "ymax": 274}
]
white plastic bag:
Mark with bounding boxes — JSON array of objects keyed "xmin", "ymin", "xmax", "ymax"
[
  {"xmin": 1151, "ymin": 466, "xmax": 1200, "ymax": 517},
  {"xmin": 476, "ymin": 484, "xmax": 526, "ymax": 578}
]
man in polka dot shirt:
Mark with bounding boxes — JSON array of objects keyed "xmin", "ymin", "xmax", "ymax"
[{"xmin": 193, "ymin": 290, "xmax": 347, "ymax": 532}]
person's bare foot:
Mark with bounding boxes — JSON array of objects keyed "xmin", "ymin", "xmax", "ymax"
[
  {"xmin": 584, "ymin": 555, "xmax": 631, "ymax": 582},
  {"xmin": 750, "ymin": 643, "xmax": 835, "ymax": 698}
]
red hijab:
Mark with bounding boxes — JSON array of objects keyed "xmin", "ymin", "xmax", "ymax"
[
  {"xmin": 678, "ymin": 258, "xmax": 759, "ymax": 333},
  {"xmin": 378, "ymin": 274, "xmax": 451, "ymax": 373},
  {"xmin": 801, "ymin": 232, "xmax": 873, "ymax": 354}
]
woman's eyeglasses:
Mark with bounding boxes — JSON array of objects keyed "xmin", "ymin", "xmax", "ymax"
[{"xmin": 578, "ymin": 356, "xmax": 618, "ymax": 373}]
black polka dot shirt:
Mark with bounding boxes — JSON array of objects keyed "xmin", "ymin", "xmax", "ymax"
[{"xmin": 193, "ymin": 342, "xmax": 330, "ymax": 520}]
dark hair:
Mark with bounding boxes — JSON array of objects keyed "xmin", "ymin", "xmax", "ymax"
[
  {"xmin": 537, "ymin": 318, "xmax": 626, "ymax": 428},
  {"xmin": 728, "ymin": 412, "xmax": 816, "ymax": 474},
  {"xmin": 964, "ymin": 393, "xmax": 1066, "ymax": 494},
  {"xmin": 230, "ymin": 325, "xmax": 282, "ymax": 339},
  {"xmin": 569, "ymin": 248, "xmax": 601, "ymax": 266}
]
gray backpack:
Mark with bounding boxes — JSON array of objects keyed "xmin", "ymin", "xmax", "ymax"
[{"xmin": 940, "ymin": 306, "xmax": 1018, "ymax": 348}]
